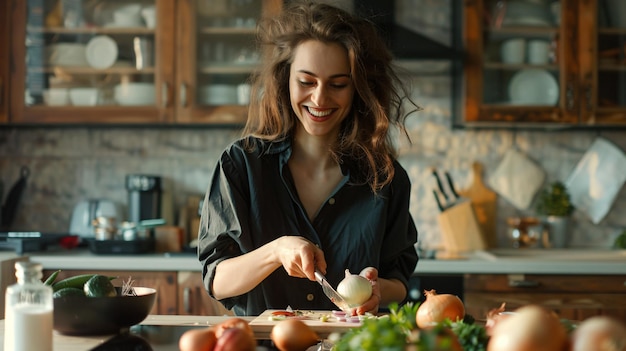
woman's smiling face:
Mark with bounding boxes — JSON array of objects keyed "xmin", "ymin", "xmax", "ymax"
[{"xmin": 289, "ymin": 40, "xmax": 355, "ymax": 138}]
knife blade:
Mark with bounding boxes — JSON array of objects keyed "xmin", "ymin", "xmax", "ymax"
[{"xmin": 314, "ymin": 270, "xmax": 351, "ymax": 312}]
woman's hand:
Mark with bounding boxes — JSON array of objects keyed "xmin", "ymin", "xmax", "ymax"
[
  {"xmin": 353, "ymin": 267, "xmax": 381, "ymax": 315},
  {"xmin": 273, "ymin": 236, "xmax": 326, "ymax": 281}
]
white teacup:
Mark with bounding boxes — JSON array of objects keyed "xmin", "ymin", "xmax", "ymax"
[
  {"xmin": 527, "ymin": 40, "xmax": 551, "ymax": 64},
  {"xmin": 501, "ymin": 38, "xmax": 526, "ymax": 64}
]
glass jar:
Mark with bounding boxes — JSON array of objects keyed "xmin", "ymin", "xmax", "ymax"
[{"xmin": 4, "ymin": 261, "xmax": 53, "ymax": 351}]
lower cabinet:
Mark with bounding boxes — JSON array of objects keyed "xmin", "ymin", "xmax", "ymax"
[
  {"xmin": 177, "ymin": 271, "xmax": 233, "ymax": 316},
  {"xmin": 43, "ymin": 269, "xmax": 231, "ymax": 316},
  {"xmin": 463, "ymin": 274, "xmax": 626, "ymax": 321}
]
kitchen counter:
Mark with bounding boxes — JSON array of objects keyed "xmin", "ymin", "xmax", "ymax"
[
  {"xmin": 24, "ymin": 248, "xmax": 626, "ymax": 275},
  {"xmin": 0, "ymin": 315, "xmax": 256, "ymax": 351}
]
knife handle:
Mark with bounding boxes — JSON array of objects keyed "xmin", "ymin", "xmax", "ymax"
[
  {"xmin": 433, "ymin": 190, "xmax": 444, "ymax": 212},
  {"xmin": 445, "ymin": 171, "xmax": 460, "ymax": 199},
  {"xmin": 431, "ymin": 168, "xmax": 449, "ymax": 200}
]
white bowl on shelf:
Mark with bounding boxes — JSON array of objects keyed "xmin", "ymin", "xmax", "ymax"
[
  {"xmin": 46, "ymin": 44, "xmax": 88, "ymax": 67},
  {"xmin": 69, "ymin": 88, "xmax": 100, "ymax": 106},
  {"xmin": 199, "ymin": 84, "xmax": 237, "ymax": 105},
  {"xmin": 43, "ymin": 88, "xmax": 70, "ymax": 106},
  {"xmin": 508, "ymin": 69, "xmax": 559, "ymax": 106},
  {"xmin": 114, "ymin": 83, "xmax": 155, "ymax": 106}
]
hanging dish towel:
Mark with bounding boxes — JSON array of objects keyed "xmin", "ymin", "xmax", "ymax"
[
  {"xmin": 488, "ymin": 148, "xmax": 546, "ymax": 210},
  {"xmin": 566, "ymin": 138, "xmax": 626, "ymax": 224}
]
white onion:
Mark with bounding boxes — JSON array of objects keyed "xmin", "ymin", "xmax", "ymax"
[
  {"xmin": 571, "ymin": 316, "xmax": 626, "ymax": 351},
  {"xmin": 337, "ymin": 269, "xmax": 372, "ymax": 306},
  {"xmin": 487, "ymin": 305, "xmax": 567, "ymax": 351}
]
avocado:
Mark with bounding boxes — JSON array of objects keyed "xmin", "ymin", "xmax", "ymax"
[{"xmin": 84, "ymin": 274, "xmax": 117, "ymax": 297}]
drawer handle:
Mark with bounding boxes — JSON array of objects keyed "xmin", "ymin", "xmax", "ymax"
[
  {"xmin": 508, "ymin": 280, "xmax": 540, "ymax": 288},
  {"xmin": 184, "ymin": 287, "xmax": 191, "ymax": 313}
]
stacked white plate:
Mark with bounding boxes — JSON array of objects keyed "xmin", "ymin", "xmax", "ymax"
[{"xmin": 86, "ymin": 35, "xmax": 118, "ymax": 69}]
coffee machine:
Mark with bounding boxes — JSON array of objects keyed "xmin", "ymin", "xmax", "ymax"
[{"xmin": 126, "ymin": 174, "xmax": 163, "ymax": 224}]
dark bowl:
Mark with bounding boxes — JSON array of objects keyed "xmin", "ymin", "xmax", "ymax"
[{"xmin": 53, "ymin": 287, "xmax": 157, "ymax": 336}]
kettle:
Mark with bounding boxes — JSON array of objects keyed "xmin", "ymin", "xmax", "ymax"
[{"xmin": 69, "ymin": 199, "xmax": 120, "ymax": 238}]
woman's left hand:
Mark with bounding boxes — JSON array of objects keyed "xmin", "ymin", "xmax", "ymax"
[{"xmin": 352, "ymin": 267, "xmax": 381, "ymax": 315}]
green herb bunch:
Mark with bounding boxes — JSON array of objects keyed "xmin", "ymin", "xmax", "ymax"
[{"xmin": 536, "ymin": 181, "xmax": 574, "ymax": 217}]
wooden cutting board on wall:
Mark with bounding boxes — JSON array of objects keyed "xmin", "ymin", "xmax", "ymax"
[{"xmin": 458, "ymin": 162, "xmax": 497, "ymax": 248}]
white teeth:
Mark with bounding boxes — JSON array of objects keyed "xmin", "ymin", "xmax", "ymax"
[{"xmin": 307, "ymin": 107, "xmax": 332, "ymax": 117}]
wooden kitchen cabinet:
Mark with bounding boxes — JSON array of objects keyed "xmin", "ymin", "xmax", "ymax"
[
  {"xmin": 464, "ymin": 273, "xmax": 626, "ymax": 321},
  {"xmin": 44, "ymin": 269, "xmax": 178, "ymax": 315},
  {"xmin": 460, "ymin": 0, "xmax": 626, "ymax": 128},
  {"xmin": 177, "ymin": 270, "xmax": 233, "ymax": 316},
  {"xmin": 5, "ymin": 0, "xmax": 281, "ymax": 125}
]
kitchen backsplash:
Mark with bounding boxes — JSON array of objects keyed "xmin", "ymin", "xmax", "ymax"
[
  {"xmin": 3, "ymin": 57, "xmax": 626, "ymax": 253},
  {"xmin": 2, "ymin": 73, "xmax": 625, "ymax": 251}
]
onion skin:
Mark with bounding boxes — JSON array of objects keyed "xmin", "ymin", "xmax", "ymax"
[
  {"xmin": 488, "ymin": 305, "xmax": 567, "ymax": 351},
  {"xmin": 416, "ymin": 289, "xmax": 465, "ymax": 328},
  {"xmin": 337, "ymin": 269, "xmax": 373, "ymax": 306},
  {"xmin": 179, "ymin": 327, "xmax": 218, "ymax": 351},
  {"xmin": 570, "ymin": 316, "xmax": 626, "ymax": 351},
  {"xmin": 270, "ymin": 318, "xmax": 320, "ymax": 351},
  {"xmin": 214, "ymin": 317, "xmax": 254, "ymax": 339},
  {"xmin": 214, "ymin": 327, "xmax": 256, "ymax": 351}
]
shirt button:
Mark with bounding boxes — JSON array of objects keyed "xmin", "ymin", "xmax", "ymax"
[
  {"xmin": 306, "ymin": 293, "xmax": 315, "ymax": 301},
  {"xmin": 328, "ymin": 198, "xmax": 336, "ymax": 205}
]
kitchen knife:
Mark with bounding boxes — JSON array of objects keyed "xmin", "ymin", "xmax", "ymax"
[
  {"xmin": 314, "ymin": 270, "xmax": 351, "ymax": 312},
  {"xmin": 444, "ymin": 171, "xmax": 460, "ymax": 200},
  {"xmin": 432, "ymin": 189, "xmax": 445, "ymax": 212},
  {"xmin": 431, "ymin": 168, "xmax": 449, "ymax": 201}
]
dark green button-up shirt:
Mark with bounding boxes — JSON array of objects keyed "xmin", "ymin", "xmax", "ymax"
[{"xmin": 198, "ymin": 137, "xmax": 418, "ymax": 316}]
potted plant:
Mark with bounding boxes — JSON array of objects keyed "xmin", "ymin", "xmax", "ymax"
[{"xmin": 535, "ymin": 181, "xmax": 575, "ymax": 248}]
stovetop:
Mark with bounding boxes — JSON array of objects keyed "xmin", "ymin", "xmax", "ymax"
[{"xmin": 0, "ymin": 232, "xmax": 79, "ymax": 255}]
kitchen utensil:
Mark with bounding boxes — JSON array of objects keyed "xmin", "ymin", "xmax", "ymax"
[
  {"xmin": 53, "ymin": 287, "xmax": 156, "ymax": 336},
  {"xmin": 437, "ymin": 200, "xmax": 486, "ymax": 254},
  {"xmin": 133, "ymin": 37, "xmax": 153, "ymax": 69},
  {"xmin": 565, "ymin": 138, "xmax": 626, "ymax": 224},
  {"xmin": 458, "ymin": 162, "xmax": 498, "ymax": 248},
  {"xmin": 431, "ymin": 168, "xmax": 449, "ymax": 202},
  {"xmin": 69, "ymin": 199, "xmax": 119, "ymax": 238},
  {"xmin": 444, "ymin": 171, "xmax": 461, "ymax": 199},
  {"xmin": 432, "ymin": 189, "xmax": 445, "ymax": 212},
  {"xmin": 86, "ymin": 35, "xmax": 118, "ymax": 69},
  {"xmin": 314, "ymin": 270, "xmax": 351, "ymax": 311},
  {"xmin": 488, "ymin": 148, "xmax": 546, "ymax": 210},
  {"xmin": 1, "ymin": 166, "xmax": 30, "ymax": 230},
  {"xmin": 508, "ymin": 69, "xmax": 559, "ymax": 105}
]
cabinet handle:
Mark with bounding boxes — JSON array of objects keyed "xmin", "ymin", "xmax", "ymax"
[
  {"xmin": 566, "ymin": 82, "xmax": 575, "ymax": 111},
  {"xmin": 161, "ymin": 82, "xmax": 169, "ymax": 108},
  {"xmin": 180, "ymin": 83, "xmax": 188, "ymax": 108},
  {"xmin": 508, "ymin": 280, "xmax": 540, "ymax": 288},
  {"xmin": 183, "ymin": 287, "xmax": 191, "ymax": 314}
]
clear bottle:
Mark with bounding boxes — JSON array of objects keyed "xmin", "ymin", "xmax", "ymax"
[{"xmin": 4, "ymin": 261, "xmax": 53, "ymax": 351}]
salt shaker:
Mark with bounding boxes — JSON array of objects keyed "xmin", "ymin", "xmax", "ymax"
[{"xmin": 4, "ymin": 261, "xmax": 53, "ymax": 351}]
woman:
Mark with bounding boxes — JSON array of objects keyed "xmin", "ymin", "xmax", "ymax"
[{"xmin": 198, "ymin": 0, "xmax": 419, "ymax": 317}]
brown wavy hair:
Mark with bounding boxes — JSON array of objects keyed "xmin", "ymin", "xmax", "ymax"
[{"xmin": 243, "ymin": 0, "xmax": 418, "ymax": 193}]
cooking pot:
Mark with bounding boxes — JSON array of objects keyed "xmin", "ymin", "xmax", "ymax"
[{"xmin": 69, "ymin": 199, "xmax": 120, "ymax": 238}]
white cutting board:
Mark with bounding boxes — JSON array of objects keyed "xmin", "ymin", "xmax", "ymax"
[{"xmin": 249, "ymin": 310, "xmax": 362, "ymax": 338}]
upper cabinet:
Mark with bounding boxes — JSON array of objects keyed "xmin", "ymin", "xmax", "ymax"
[
  {"xmin": 6, "ymin": 0, "xmax": 280, "ymax": 125},
  {"xmin": 460, "ymin": 0, "xmax": 626, "ymax": 129}
]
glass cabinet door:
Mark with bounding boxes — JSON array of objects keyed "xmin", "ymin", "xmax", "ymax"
[
  {"xmin": 464, "ymin": 0, "xmax": 578, "ymax": 125},
  {"xmin": 592, "ymin": 0, "xmax": 626, "ymax": 121},
  {"xmin": 175, "ymin": 0, "xmax": 281, "ymax": 124},
  {"xmin": 11, "ymin": 0, "xmax": 173, "ymax": 124}
]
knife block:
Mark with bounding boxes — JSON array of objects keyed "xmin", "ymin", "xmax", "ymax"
[{"xmin": 437, "ymin": 199, "xmax": 486, "ymax": 253}]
